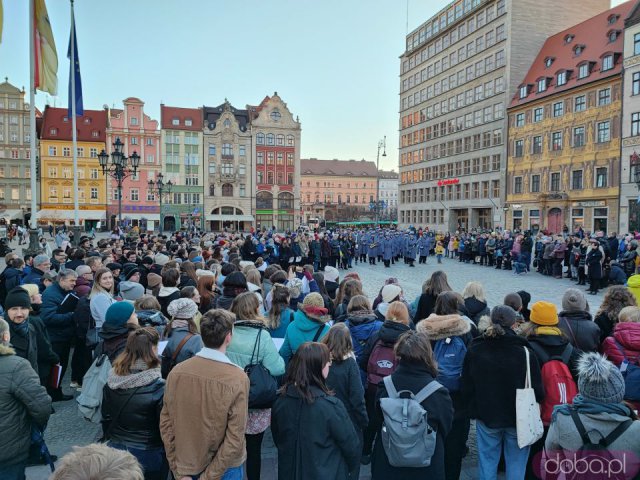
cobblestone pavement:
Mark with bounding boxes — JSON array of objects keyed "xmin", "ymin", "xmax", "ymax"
[{"xmin": 22, "ymin": 244, "xmax": 606, "ymax": 479}]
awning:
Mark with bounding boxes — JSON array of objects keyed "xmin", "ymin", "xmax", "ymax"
[
  {"xmin": 0, "ymin": 209, "xmax": 24, "ymax": 220},
  {"xmin": 36, "ymin": 209, "xmax": 107, "ymax": 221},
  {"xmin": 205, "ymin": 214, "xmax": 255, "ymax": 222}
]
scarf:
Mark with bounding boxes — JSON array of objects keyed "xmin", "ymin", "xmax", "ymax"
[
  {"xmin": 107, "ymin": 360, "xmax": 161, "ymax": 389},
  {"xmin": 535, "ymin": 326, "xmax": 563, "ymax": 336},
  {"xmin": 552, "ymin": 394, "xmax": 631, "ymax": 422},
  {"xmin": 171, "ymin": 319, "xmax": 189, "ymax": 329},
  {"xmin": 12, "ymin": 319, "xmax": 30, "ymax": 336}
]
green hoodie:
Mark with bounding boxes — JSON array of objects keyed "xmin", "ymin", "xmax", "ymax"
[{"xmin": 279, "ymin": 309, "xmax": 330, "ymax": 363}]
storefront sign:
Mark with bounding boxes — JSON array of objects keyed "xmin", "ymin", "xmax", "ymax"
[
  {"xmin": 437, "ymin": 178, "xmax": 460, "ymax": 187},
  {"xmin": 572, "ymin": 201, "xmax": 606, "ymax": 207}
]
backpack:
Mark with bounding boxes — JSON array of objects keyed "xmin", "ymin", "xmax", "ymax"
[
  {"xmin": 612, "ymin": 341, "xmax": 640, "ymax": 402},
  {"xmin": 433, "ymin": 336, "xmax": 467, "ymax": 392},
  {"xmin": 530, "ymin": 343, "xmax": 578, "ymax": 426},
  {"xmin": 77, "ymin": 354, "xmax": 111, "ymax": 423},
  {"xmin": 366, "ymin": 340, "xmax": 398, "ymax": 395},
  {"xmin": 380, "ymin": 376, "xmax": 443, "ymax": 468}
]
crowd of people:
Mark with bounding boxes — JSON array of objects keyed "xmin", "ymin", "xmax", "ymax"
[{"xmin": 0, "ymin": 226, "xmax": 639, "ymax": 480}]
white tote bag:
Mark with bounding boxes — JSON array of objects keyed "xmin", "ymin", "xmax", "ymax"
[{"xmin": 516, "ymin": 346, "xmax": 543, "ymax": 448}]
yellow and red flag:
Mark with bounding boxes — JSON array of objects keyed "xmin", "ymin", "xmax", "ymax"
[{"xmin": 34, "ymin": 0, "xmax": 58, "ymax": 95}]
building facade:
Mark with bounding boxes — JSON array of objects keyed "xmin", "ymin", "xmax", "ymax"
[
  {"xmin": 106, "ymin": 97, "xmax": 161, "ymax": 231},
  {"xmin": 202, "ymin": 101, "xmax": 253, "ymax": 232},
  {"xmin": 621, "ymin": 3, "xmax": 640, "ymax": 234},
  {"xmin": 0, "ymin": 79, "xmax": 33, "ymax": 225},
  {"xmin": 506, "ymin": 3, "xmax": 632, "ymax": 235},
  {"xmin": 398, "ymin": 0, "xmax": 610, "ymax": 232},
  {"xmin": 251, "ymin": 93, "xmax": 301, "ymax": 232},
  {"xmin": 38, "ymin": 106, "xmax": 107, "ymax": 229},
  {"xmin": 378, "ymin": 170, "xmax": 399, "ymax": 221},
  {"xmin": 300, "ymin": 159, "xmax": 378, "ymax": 224},
  {"xmin": 160, "ymin": 105, "xmax": 204, "ymax": 232}
]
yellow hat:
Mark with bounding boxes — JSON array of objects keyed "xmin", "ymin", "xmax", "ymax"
[{"xmin": 530, "ymin": 301, "xmax": 558, "ymax": 326}]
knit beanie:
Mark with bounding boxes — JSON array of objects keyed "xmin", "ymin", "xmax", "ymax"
[
  {"xmin": 381, "ymin": 284, "xmax": 402, "ymax": 303},
  {"xmin": 154, "ymin": 253, "xmax": 170, "ymax": 266},
  {"xmin": 119, "ymin": 281, "xmax": 145, "ymax": 301},
  {"xmin": 147, "ymin": 273, "xmax": 162, "ymax": 289},
  {"xmin": 323, "ymin": 266, "xmax": 339, "ymax": 283},
  {"xmin": 529, "ymin": 301, "xmax": 558, "ymax": 326},
  {"xmin": 106, "ymin": 262, "xmax": 122, "ymax": 272},
  {"xmin": 122, "ymin": 263, "xmax": 140, "ymax": 281},
  {"xmin": 562, "ymin": 288, "xmax": 587, "ymax": 312},
  {"xmin": 167, "ymin": 298, "xmax": 198, "ymax": 319},
  {"xmin": 4, "ymin": 287, "xmax": 31, "ymax": 310},
  {"xmin": 578, "ymin": 352, "xmax": 625, "ymax": 404},
  {"xmin": 490, "ymin": 305, "xmax": 518, "ymax": 328},
  {"xmin": 223, "ymin": 271, "xmax": 248, "ymax": 290},
  {"xmin": 104, "ymin": 301, "xmax": 135, "ymax": 327}
]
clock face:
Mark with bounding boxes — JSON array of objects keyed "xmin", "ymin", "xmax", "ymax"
[{"xmin": 270, "ymin": 110, "xmax": 281, "ymax": 121}]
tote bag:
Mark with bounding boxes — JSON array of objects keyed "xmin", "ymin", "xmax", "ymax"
[{"xmin": 516, "ymin": 346, "xmax": 543, "ymax": 448}]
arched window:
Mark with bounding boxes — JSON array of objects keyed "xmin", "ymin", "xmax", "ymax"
[
  {"xmin": 287, "ymin": 135, "xmax": 294, "ymax": 146},
  {"xmin": 256, "ymin": 191, "xmax": 273, "ymax": 209},
  {"xmin": 221, "ymin": 206, "xmax": 234, "ymax": 215},
  {"xmin": 278, "ymin": 191, "xmax": 294, "ymax": 209},
  {"xmin": 276, "ymin": 134, "xmax": 284, "ymax": 146},
  {"xmin": 209, "ymin": 185, "xmax": 215, "ymax": 196},
  {"xmin": 223, "ymin": 119, "xmax": 231, "ymax": 127},
  {"xmin": 222, "ymin": 184, "xmax": 233, "ymax": 197},
  {"xmin": 266, "ymin": 133, "xmax": 275, "ymax": 145},
  {"xmin": 256, "ymin": 133, "xmax": 264, "ymax": 145}
]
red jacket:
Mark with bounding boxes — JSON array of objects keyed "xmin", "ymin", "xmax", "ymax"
[{"xmin": 601, "ymin": 321, "xmax": 640, "ymax": 366}]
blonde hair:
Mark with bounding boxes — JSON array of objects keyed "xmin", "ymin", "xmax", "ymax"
[
  {"xmin": 50, "ymin": 444, "xmax": 144, "ymax": 480},
  {"xmin": 230, "ymin": 291, "xmax": 263, "ymax": 322},
  {"xmin": 462, "ymin": 281, "xmax": 485, "ymax": 302},
  {"xmin": 347, "ymin": 294, "xmax": 371, "ymax": 313},
  {"xmin": 321, "ymin": 323, "xmax": 353, "ymax": 361},
  {"xmin": 619, "ymin": 306, "xmax": 640, "ymax": 323},
  {"xmin": 245, "ymin": 269, "xmax": 261, "ymax": 287},
  {"xmin": 385, "ymin": 301, "xmax": 410, "ymax": 325}
]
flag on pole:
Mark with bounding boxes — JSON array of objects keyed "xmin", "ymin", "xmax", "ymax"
[
  {"xmin": 0, "ymin": 0, "xmax": 4, "ymax": 44},
  {"xmin": 34, "ymin": 0, "xmax": 58, "ymax": 95},
  {"xmin": 67, "ymin": 5, "xmax": 83, "ymax": 116}
]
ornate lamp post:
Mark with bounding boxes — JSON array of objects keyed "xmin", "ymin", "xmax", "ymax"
[
  {"xmin": 147, "ymin": 173, "xmax": 173, "ymax": 234},
  {"xmin": 375, "ymin": 136, "xmax": 387, "ymax": 226},
  {"xmin": 97, "ymin": 138, "xmax": 140, "ymax": 230}
]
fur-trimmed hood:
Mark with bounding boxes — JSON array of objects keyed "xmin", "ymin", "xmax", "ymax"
[
  {"xmin": 0, "ymin": 343, "xmax": 15, "ymax": 356},
  {"xmin": 417, "ymin": 313, "xmax": 472, "ymax": 340},
  {"xmin": 478, "ymin": 314, "xmax": 491, "ymax": 333}
]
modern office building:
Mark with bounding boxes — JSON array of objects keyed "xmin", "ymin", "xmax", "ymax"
[{"xmin": 378, "ymin": 169, "xmax": 399, "ymax": 220}]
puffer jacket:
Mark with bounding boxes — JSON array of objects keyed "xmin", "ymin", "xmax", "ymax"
[
  {"xmin": 0, "ymin": 343, "xmax": 51, "ymax": 465},
  {"xmin": 345, "ymin": 312, "xmax": 383, "ymax": 384},
  {"xmin": 40, "ymin": 282, "xmax": 76, "ymax": 343},
  {"xmin": 226, "ymin": 321, "xmax": 285, "ymax": 375},
  {"xmin": 558, "ymin": 310, "xmax": 600, "ymax": 353},
  {"xmin": 279, "ymin": 309, "xmax": 330, "ymax": 363},
  {"xmin": 102, "ymin": 369, "xmax": 165, "ymax": 449},
  {"xmin": 464, "ymin": 296, "xmax": 490, "ymax": 325},
  {"xmin": 601, "ymin": 321, "xmax": 640, "ymax": 366}
]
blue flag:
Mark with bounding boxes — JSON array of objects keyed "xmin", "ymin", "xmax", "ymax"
[{"xmin": 67, "ymin": 10, "xmax": 83, "ymax": 117}]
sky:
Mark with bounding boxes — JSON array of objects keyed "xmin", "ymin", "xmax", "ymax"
[{"xmin": 1, "ymin": 0, "xmax": 624, "ymax": 172}]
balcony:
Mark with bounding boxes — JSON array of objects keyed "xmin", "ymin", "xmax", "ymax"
[
  {"xmin": 219, "ymin": 173, "xmax": 237, "ymax": 182},
  {"xmin": 221, "ymin": 153, "xmax": 234, "ymax": 160}
]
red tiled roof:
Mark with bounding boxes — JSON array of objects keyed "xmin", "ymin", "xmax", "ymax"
[
  {"xmin": 160, "ymin": 105, "xmax": 203, "ymax": 130},
  {"xmin": 510, "ymin": 1, "xmax": 634, "ymax": 108},
  {"xmin": 301, "ymin": 158, "xmax": 378, "ymax": 177},
  {"xmin": 40, "ymin": 106, "xmax": 107, "ymax": 142}
]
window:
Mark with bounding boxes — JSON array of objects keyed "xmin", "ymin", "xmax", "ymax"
[
  {"xmin": 635, "ymin": 33, "xmax": 640, "ymax": 55},
  {"xmin": 221, "ymin": 163, "xmax": 234, "ymax": 175},
  {"xmin": 572, "ymin": 170, "xmax": 583, "ymax": 190},
  {"xmin": 633, "ymin": 113, "xmax": 640, "ymax": 136},
  {"xmin": 533, "ymin": 108, "xmax": 543, "ymax": 122},
  {"xmin": 532, "ymin": 136, "xmax": 542, "ymax": 154},
  {"xmin": 596, "ymin": 167, "xmax": 607, "ymax": 188},
  {"xmin": 238, "ymin": 164, "xmax": 246, "ymax": 176},
  {"xmin": 515, "ymin": 113, "xmax": 524, "ymax": 127},
  {"xmin": 634, "ymin": 72, "xmax": 640, "ymax": 96},
  {"xmin": 514, "ymin": 139, "xmax": 524, "ymax": 157},
  {"xmin": 172, "ymin": 118, "xmax": 179, "ymax": 126},
  {"xmin": 597, "ymin": 121, "xmax": 610, "ymax": 143},
  {"xmin": 10, "ymin": 167, "xmax": 18, "ymax": 177},
  {"xmin": 552, "ymin": 132, "xmax": 562, "ymax": 151},
  {"xmin": 130, "ymin": 117, "xmax": 138, "ymax": 126},
  {"xmin": 49, "ymin": 128, "xmax": 57, "ymax": 136},
  {"xmin": 573, "ymin": 126, "xmax": 585, "ymax": 147},
  {"xmin": 531, "ymin": 174, "xmax": 540, "ymax": 193},
  {"xmin": 48, "ymin": 167, "xmax": 57, "ymax": 178},
  {"xmin": 239, "ymin": 145, "xmax": 246, "ymax": 156},
  {"xmin": 602, "ymin": 55, "xmax": 614, "ymax": 71},
  {"xmin": 598, "ymin": 88, "xmax": 611, "ymax": 106},
  {"xmin": 130, "ymin": 189, "xmax": 139, "ymax": 201},
  {"xmin": 208, "ymin": 162, "xmax": 216, "ymax": 174},
  {"xmin": 537, "ymin": 78, "xmax": 547, "ymax": 92},
  {"xmin": 221, "ymin": 184, "xmax": 233, "ymax": 197},
  {"xmin": 514, "ymin": 177, "xmax": 523, "ymax": 194},
  {"xmin": 267, "ymin": 152, "xmax": 274, "ymax": 165},
  {"xmin": 90, "ymin": 147, "xmax": 98, "ymax": 158},
  {"xmin": 90, "ymin": 187, "xmax": 98, "ymax": 200},
  {"xmin": 287, "ymin": 135, "xmax": 295, "ymax": 146},
  {"xmin": 185, "ymin": 118, "xmax": 192, "ymax": 126},
  {"xmin": 131, "ymin": 137, "xmax": 138, "ymax": 145},
  {"xmin": 63, "ymin": 147, "xmax": 70, "ymax": 157},
  {"xmin": 257, "ymin": 152, "xmax": 264, "ymax": 165},
  {"xmin": 575, "ymin": 95, "xmax": 586, "ymax": 112},
  {"xmin": 90, "ymin": 168, "xmax": 98, "ymax": 179},
  {"xmin": 208, "ymin": 144, "xmax": 216, "ymax": 156},
  {"xmin": 519, "ymin": 85, "xmax": 528, "ymax": 99},
  {"xmin": 239, "ymin": 184, "xmax": 246, "ymax": 197},
  {"xmin": 551, "ymin": 172, "xmax": 560, "ymax": 191},
  {"xmin": 222, "ymin": 143, "xmax": 232, "ymax": 156},
  {"xmin": 557, "ymin": 71, "xmax": 567, "ymax": 86},
  {"xmin": 578, "ymin": 63, "xmax": 589, "ymax": 79},
  {"xmin": 256, "ymin": 133, "xmax": 264, "ymax": 145},
  {"xmin": 146, "ymin": 138, "xmax": 153, "ymax": 146},
  {"xmin": 276, "ymin": 134, "xmax": 284, "ymax": 146},
  {"xmin": 277, "ymin": 152, "xmax": 284, "ymax": 165},
  {"xmin": 553, "ymin": 102, "xmax": 564, "ymax": 117},
  {"xmin": 266, "ymin": 134, "xmax": 275, "ymax": 145}
]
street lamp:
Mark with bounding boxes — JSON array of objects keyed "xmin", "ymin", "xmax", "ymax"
[
  {"xmin": 147, "ymin": 173, "xmax": 173, "ymax": 234},
  {"xmin": 98, "ymin": 137, "xmax": 140, "ymax": 230},
  {"xmin": 375, "ymin": 136, "xmax": 387, "ymax": 226}
]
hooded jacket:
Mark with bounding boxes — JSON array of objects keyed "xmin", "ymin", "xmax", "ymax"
[
  {"xmin": 359, "ymin": 320, "xmax": 412, "ymax": 372},
  {"xmin": 157, "ymin": 286, "xmax": 180, "ymax": 319},
  {"xmin": 627, "ymin": 274, "xmax": 640, "ymax": 305},
  {"xmin": 0, "ymin": 267, "xmax": 24, "ymax": 307},
  {"xmin": 526, "ymin": 332, "xmax": 582, "ymax": 379},
  {"xmin": 345, "ymin": 312, "xmax": 383, "ymax": 384},
  {"xmin": 160, "ymin": 327, "xmax": 203, "ymax": 379},
  {"xmin": 463, "ymin": 297, "xmax": 490, "ymax": 325},
  {"xmin": 40, "ymin": 282, "xmax": 76, "ymax": 343},
  {"xmin": 417, "ymin": 313, "xmax": 474, "ymax": 344},
  {"xmin": 558, "ymin": 310, "xmax": 600, "ymax": 353},
  {"xmin": 0, "ymin": 343, "xmax": 51, "ymax": 465},
  {"xmin": 97, "ymin": 323, "xmax": 135, "ymax": 363},
  {"xmin": 601, "ymin": 321, "xmax": 640, "ymax": 367},
  {"xmin": 279, "ymin": 309, "xmax": 330, "ymax": 363},
  {"xmin": 226, "ymin": 322, "xmax": 285, "ymax": 376}
]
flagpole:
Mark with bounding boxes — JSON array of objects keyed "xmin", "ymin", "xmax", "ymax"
[
  {"xmin": 70, "ymin": 0, "xmax": 80, "ymax": 235},
  {"xmin": 27, "ymin": 0, "xmax": 39, "ymax": 253}
]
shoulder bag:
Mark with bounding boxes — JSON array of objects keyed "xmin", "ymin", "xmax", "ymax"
[
  {"xmin": 245, "ymin": 328, "xmax": 278, "ymax": 409},
  {"xmin": 516, "ymin": 346, "xmax": 544, "ymax": 448}
]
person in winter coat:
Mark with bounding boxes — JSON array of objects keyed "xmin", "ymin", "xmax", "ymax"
[
  {"xmin": 601, "ymin": 305, "xmax": 640, "ymax": 411},
  {"xmin": 586, "ymin": 238, "xmax": 605, "ymax": 294},
  {"xmin": 160, "ymin": 298, "xmax": 203, "ymax": 378},
  {"xmin": 323, "ymin": 266, "xmax": 340, "ymax": 300},
  {"xmin": 462, "ymin": 281, "xmax": 490, "ymax": 326},
  {"xmin": 97, "ymin": 302, "xmax": 140, "ymax": 363},
  {"xmin": 628, "ymin": 273, "xmax": 640, "ymax": 305},
  {"xmin": 416, "ymin": 291, "xmax": 475, "ymax": 480},
  {"xmin": 371, "ymin": 329, "xmax": 453, "ymax": 480},
  {"xmin": 102, "ymin": 327, "xmax": 166, "ymax": 480},
  {"xmin": 265, "ymin": 283, "xmax": 294, "ymax": 339},
  {"xmin": 333, "ymin": 279, "xmax": 365, "ymax": 323},
  {"xmin": 156, "ymin": 268, "xmax": 181, "ymax": 319},
  {"xmin": 414, "ymin": 270, "xmax": 453, "ymax": 324},
  {"xmin": 89, "ymin": 268, "xmax": 117, "ymax": 330},
  {"xmin": 0, "ymin": 318, "xmax": 52, "ymax": 479},
  {"xmin": 0, "ymin": 258, "xmax": 24, "ymax": 308},
  {"xmin": 593, "ymin": 286, "xmax": 637, "ymax": 343},
  {"xmin": 461, "ymin": 305, "xmax": 544, "ymax": 480},
  {"xmin": 344, "ymin": 295, "xmax": 382, "ymax": 385},
  {"xmin": 279, "ymin": 293, "xmax": 331, "ymax": 363},
  {"xmin": 609, "ymin": 261, "xmax": 627, "ymax": 286},
  {"xmin": 322, "ymin": 323, "xmax": 368, "ymax": 479},
  {"xmin": 227, "ymin": 292, "xmax": 285, "ymax": 480},
  {"xmin": 214, "ymin": 271, "xmax": 248, "ymax": 311},
  {"xmin": 558, "ymin": 288, "xmax": 601, "ymax": 352},
  {"xmin": 545, "ymin": 353, "xmax": 640, "ymax": 475},
  {"xmin": 618, "ymin": 239, "xmax": 639, "ymax": 278},
  {"xmin": 22, "ymin": 254, "xmax": 51, "ymax": 292},
  {"xmin": 271, "ymin": 341, "xmax": 360, "ymax": 480}
]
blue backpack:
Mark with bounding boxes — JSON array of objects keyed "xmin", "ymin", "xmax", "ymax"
[
  {"xmin": 613, "ymin": 341, "xmax": 640, "ymax": 402},
  {"xmin": 433, "ymin": 336, "xmax": 467, "ymax": 392}
]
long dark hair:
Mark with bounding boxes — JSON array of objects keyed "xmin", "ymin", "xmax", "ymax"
[
  {"xmin": 280, "ymin": 342, "xmax": 332, "ymax": 404},
  {"xmin": 395, "ymin": 330, "xmax": 439, "ymax": 376},
  {"xmin": 313, "ymin": 272, "xmax": 329, "ymax": 297}
]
